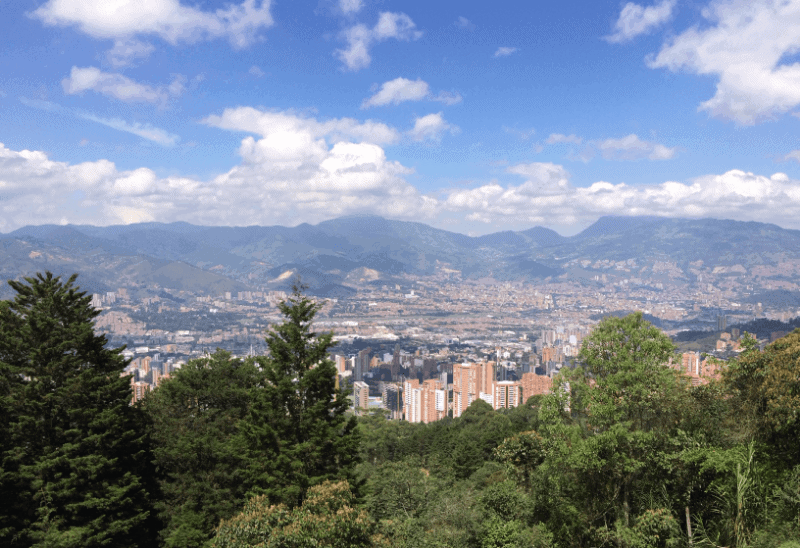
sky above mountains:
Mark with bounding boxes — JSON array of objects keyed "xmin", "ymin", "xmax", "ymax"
[{"xmin": 2, "ymin": 0, "xmax": 800, "ymax": 235}]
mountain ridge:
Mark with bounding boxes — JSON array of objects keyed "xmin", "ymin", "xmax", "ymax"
[{"xmin": 2, "ymin": 215, "xmax": 799, "ymax": 297}]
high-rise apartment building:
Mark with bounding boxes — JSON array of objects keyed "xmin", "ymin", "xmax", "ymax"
[
  {"xmin": 381, "ymin": 383, "xmax": 402, "ymax": 420},
  {"xmin": 521, "ymin": 372, "xmax": 552, "ymax": 401},
  {"xmin": 494, "ymin": 380, "xmax": 522, "ymax": 409},
  {"xmin": 453, "ymin": 363, "xmax": 479, "ymax": 418},
  {"xmin": 453, "ymin": 361, "xmax": 497, "ymax": 417},
  {"xmin": 421, "ymin": 379, "xmax": 446, "ymax": 423},
  {"xmin": 353, "ymin": 381, "xmax": 369, "ymax": 415}
]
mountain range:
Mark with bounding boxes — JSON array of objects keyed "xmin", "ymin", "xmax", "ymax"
[{"xmin": 1, "ymin": 215, "xmax": 798, "ymax": 298}]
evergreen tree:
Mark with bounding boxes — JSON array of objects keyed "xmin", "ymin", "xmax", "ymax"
[
  {"xmin": 142, "ymin": 350, "xmax": 262, "ymax": 548},
  {"xmin": 238, "ymin": 282, "xmax": 360, "ymax": 507},
  {"xmin": 0, "ymin": 272, "xmax": 156, "ymax": 547}
]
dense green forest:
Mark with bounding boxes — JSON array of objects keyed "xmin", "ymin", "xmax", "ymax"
[{"xmin": 1, "ymin": 273, "xmax": 799, "ymax": 548}]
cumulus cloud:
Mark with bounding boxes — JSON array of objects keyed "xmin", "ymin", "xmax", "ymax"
[
  {"xmin": 606, "ymin": 0, "xmax": 676, "ymax": 43},
  {"xmin": 249, "ymin": 65, "xmax": 265, "ymax": 77},
  {"xmin": 336, "ymin": 12, "xmax": 422, "ymax": 71},
  {"xmin": 0, "ymin": 106, "xmax": 439, "ymax": 231},
  {"xmin": 62, "ymin": 66, "xmax": 185, "ymax": 105},
  {"xmin": 106, "ymin": 39, "xmax": 155, "ymax": 68},
  {"xmin": 442, "ymin": 164, "xmax": 800, "ymax": 229},
  {"xmin": 647, "ymin": 0, "xmax": 800, "ymax": 124},
  {"xmin": 339, "ymin": 0, "xmax": 363, "ymax": 15},
  {"xmin": 546, "ymin": 133, "xmax": 583, "ymax": 145},
  {"xmin": 596, "ymin": 133, "xmax": 677, "ymax": 160},
  {"xmin": 3, "ymin": 132, "xmax": 800, "ymax": 234},
  {"xmin": 494, "ymin": 47, "xmax": 518, "ymax": 57},
  {"xmin": 203, "ymin": 106, "xmax": 402, "ymax": 146},
  {"xmin": 32, "ymin": 0, "xmax": 273, "ymax": 48},
  {"xmin": 361, "ymin": 77, "xmax": 462, "ymax": 108},
  {"xmin": 408, "ymin": 112, "xmax": 458, "ymax": 142}
]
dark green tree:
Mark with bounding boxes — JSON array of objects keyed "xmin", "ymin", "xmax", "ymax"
[
  {"xmin": 0, "ymin": 272, "xmax": 156, "ymax": 547},
  {"xmin": 239, "ymin": 282, "xmax": 360, "ymax": 507},
  {"xmin": 142, "ymin": 350, "xmax": 262, "ymax": 548}
]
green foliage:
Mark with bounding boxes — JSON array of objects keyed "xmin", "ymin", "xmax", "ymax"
[
  {"xmin": 365, "ymin": 459, "xmax": 436, "ymax": 521},
  {"xmin": 0, "ymin": 272, "xmax": 156, "ymax": 547},
  {"xmin": 142, "ymin": 350, "xmax": 262, "ymax": 548},
  {"xmin": 725, "ymin": 329, "xmax": 800, "ymax": 462},
  {"xmin": 211, "ymin": 480, "xmax": 378, "ymax": 548},
  {"xmin": 238, "ymin": 282, "xmax": 360, "ymax": 507}
]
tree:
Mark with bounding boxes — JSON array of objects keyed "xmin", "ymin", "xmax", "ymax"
[
  {"xmin": 725, "ymin": 330, "xmax": 800, "ymax": 463},
  {"xmin": 0, "ymin": 272, "xmax": 156, "ymax": 547},
  {"xmin": 576, "ymin": 311, "xmax": 682, "ymax": 432},
  {"xmin": 142, "ymin": 350, "xmax": 263, "ymax": 548},
  {"xmin": 211, "ymin": 480, "xmax": 378, "ymax": 548},
  {"xmin": 238, "ymin": 282, "xmax": 360, "ymax": 507}
]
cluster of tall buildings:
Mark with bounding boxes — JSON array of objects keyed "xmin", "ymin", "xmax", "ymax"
[
  {"xmin": 451, "ymin": 361, "xmax": 552, "ymax": 418},
  {"xmin": 395, "ymin": 361, "xmax": 553, "ymax": 424},
  {"xmin": 670, "ymin": 351, "xmax": 723, "ymax": 386},
  {"xmin": 126, "ymin": 354, "xmax": 180, "ymax": 403}
]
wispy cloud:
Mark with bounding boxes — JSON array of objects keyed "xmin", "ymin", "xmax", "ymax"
[
  {"xmin": 455, "ymin": 16, "xmax": 475, "ymax": 30},
  {"xmin": 546, "ymin": 133, "xmax": 583, "ymax": 145},
  {"xmin": 62, "ymin": 66, "xmax": 185, "ymax": 105},
  {"xmin": 361, "ymin": 77, "xmax": 462, "ymax": 108},
  {"xmin": 605, "ymin": 0, "xmax": 676, "ymax": 43},
  {"xmin": 77, "ymin": 113, "xmax": 180, "ymax": 147},
  {"xmin": 19, "ymin": 96, "xmax": 179, "ymax": 146},
  {"xmin": 339, "ymin": 0, "xmax": 363, "ymax": 15},
  {"xmin": 336, "ymin": 12, "xmax": 422, "ymax": 71},
  {"xmin": 494, "ymin": 47, "xmax": 517, "ymax": 57}
]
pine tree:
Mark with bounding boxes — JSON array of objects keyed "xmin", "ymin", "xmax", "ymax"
[
  {"xmin": 239, "ymin": 282, "xmax": 360, "ymax": 507},
  {"xmin": 143, "ymin": 350, "xmax": 262, "ymax": 548},
  {"xmin": 0, "ymin": 272, "xmax": 157, "ymax": 547}
]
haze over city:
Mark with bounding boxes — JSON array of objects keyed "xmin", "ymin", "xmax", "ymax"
[{"xmin": 3, "ymin": 0, "xmax": 800, "ymax": 235}]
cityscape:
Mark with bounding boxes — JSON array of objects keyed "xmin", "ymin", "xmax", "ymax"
[{"xmin": 98, "ymin": 260, "xmax": 792, "ymax": 416}]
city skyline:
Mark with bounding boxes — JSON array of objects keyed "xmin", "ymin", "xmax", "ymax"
[{"xmin": 3, "ymin": 0, "xmax": 800, "ymax": 235}]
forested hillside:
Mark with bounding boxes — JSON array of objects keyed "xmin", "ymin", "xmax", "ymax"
[{"xmin": 1, "ymin": 273, "xmax": 798, "ymax": 548}]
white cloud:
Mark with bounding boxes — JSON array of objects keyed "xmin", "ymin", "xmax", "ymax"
[
  {"xmin": 647, "ymin": 0, "xmax": 800, "ymax": 124},
  {"xmin": 606, "ymin": 0, "xmax": 676, "ymax": 43},
  {"xmin": 3, "ymin": 131, "xmax": 800, "ymax": 234},
  {"xmin": 106, "ymin": 39, "xmax": 155, "ymax": 68},
  {"xmin": 494, "ymin": 47, "xmax": 518, "ymax": 57},
  {"xmin": 32, "ymin": 0, "xmax": 273, "ymax": 48},
  {"xmin": 339, "ymin": 0, "xmax": 363, "ymax": 15},
  {"xmin": 455, "ymin": 16, "xmax": 475, "ymax": 30},
  {"xmin": 785, "ymin": 150, "xmax": 800, "ymax": 163},
  {"xmin": 361, "ymin": 77, "xmax": 462, "ymax": 108},
  {"xmin": 408, "ymin": 112, "xmax": 458, "ymax": 142},
  {"xmin": 19, "ymin": 96, "xmax": 179, "ymax": 146},
  {"xmin": 595, "ymin": 133, "xmax": 677, "ymax": 160},
  {"xmin": 203, "ymin": 106, "xmax": 402, "ymax": 146},
  {"xmin": 62, "ymin": 66, "xmax": 185, "ymax": 105},
  {"xmin": 249, "ymin": 65, "xmax": 265, "ymax": 77},
  {"xmin": 336, "ymin": 12, "xmax": 422, "ymax": 71},
  {"xmin": 546, "ymin": 133, "xmax": 583, "ymax": 145},
  {"xmin": 362, "ymin": 77, "xmax": 429, "ymax": 107},
  {"xmin": 0, "ymin": 106, "xmax": 440, "ymax": 231},
  {"xmin": 76, "ymin": 113, "xmax": 180, "ymax": 146},
  {"xmin": 442, "ymin": 164, "xmax": 800, "ymax": 229}
]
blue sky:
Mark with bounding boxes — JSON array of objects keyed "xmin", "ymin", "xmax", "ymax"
[{"xmin": 2, "ymin": 0, "xmax": 800, "ymax": 235}]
